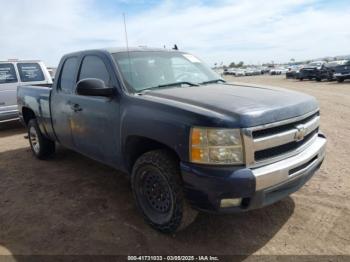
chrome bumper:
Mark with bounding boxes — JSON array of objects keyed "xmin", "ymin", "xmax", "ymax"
[
  {"xmin": 252, "ymin": 135, "xmax": 326, "ymax": 191},
  {"xmin": 334, "ymin": 73, "xmax": 350, "ymax": 77}
]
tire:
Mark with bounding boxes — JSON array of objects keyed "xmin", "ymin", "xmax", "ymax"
[
  {"xmin": 131, "ymin": 149, "xmax": 198, "ymax": 233},
  {"xmin": 299, "ymin": 78, "xmax": 303, "ymax": 81},
  {"xmin": 316, "ymin": 78, "xmax": 321, "ymax": 82},
  {"xmin": 28, "ymin": 119, "xmax": 55, "ymax": 159},
  {"xmin": 337, "ymin": 78, "xmax": 345, "ymax": 83}
]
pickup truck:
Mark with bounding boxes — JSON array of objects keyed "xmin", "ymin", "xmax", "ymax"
[
  {"xmin": 17, "ymin": 47, "xmax": 327, "ymax": 233},
  {"xmin": 0, "ymin": 60, "xmax": 52, "ymax": 123},
  {"xmin": 333, "ymin": 60, "xmax": 350, "ymax": 82},
  {"xmin": 298, "ymin": 61, "xmax": 326, "ymax": 81}
]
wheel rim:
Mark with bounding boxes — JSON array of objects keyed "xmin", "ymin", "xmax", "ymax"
[
  {"xmin": 135, "ymin": 166, "xmax": 174, "ymax": 224},
  {"xmin": 143, "ymin": 171, "xmax": 171, "ymax": 213},
  {"xmin": 29, "ymin": 126, "xmax": 40, "ymax": 154}
]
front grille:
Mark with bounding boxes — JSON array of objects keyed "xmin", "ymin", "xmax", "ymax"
[
  {"xmin": 255, "ymin": 128, "xmax": 318, "ymax": 161},
  {"xmin": 252, "ymin": 112, "xmax": 319, "ymax": 138},
  {"xmin": 243, "ymin": 110, "xmax": 320, "ymax": 167}
]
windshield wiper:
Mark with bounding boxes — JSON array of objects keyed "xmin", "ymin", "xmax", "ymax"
[
  {"xmin": 140, "ymin": 81, "xmax": 199, "ymax": 92},
  {"xmin": 200, "ymin": 79, "xmax": 226, "ymax": 85},
  {"xmin": 157, "ymin": 81, "xmax": 199, "ymax": 88}
]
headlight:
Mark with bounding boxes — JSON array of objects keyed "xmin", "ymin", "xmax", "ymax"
[{"xmin": 190, "ymin": 127, "xmax": 244, "ymax": 165}]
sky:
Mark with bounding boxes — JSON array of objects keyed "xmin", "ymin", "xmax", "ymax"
[{"xmin": 0, "ymin": 0, "xmax": 349, "ymax": 67}]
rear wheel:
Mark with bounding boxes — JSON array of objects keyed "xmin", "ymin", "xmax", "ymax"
[
  {"xmin": 131, "ymin": 150, "xmax": 198, "ymax": 233},
  {"xmin": 337, "ymin": 78, "xmax": 345, "ymax": 83},
  {"xmin": 28, "ymin": 119, "xmax": 55, "ymax": 159}
]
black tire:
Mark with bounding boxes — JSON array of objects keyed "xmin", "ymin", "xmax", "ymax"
[
  {"xmin": 131, "ymin": 149, "xmax": 198, "ymax": 233},
  {"xmin": 316, "ymin": 77, "xmax": 321, "ymax": 82},
  {"xmin": 337, "ymin": 78, "xmax": 345, "ymax": 83},
  {"xmin": 299, "ymin": 77, "xmax": 303, "ymax": 81},
  {"xmin": 28, "ymin": 119, "xmax": 55, "ymax": 159}
]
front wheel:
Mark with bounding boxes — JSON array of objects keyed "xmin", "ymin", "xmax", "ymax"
[
  {"xmin": 131, "ymin": 150, "xmax": 198, "ymax": 233},
  {"xmin": 337, "ymin": 78, "xmax": 345, "ymax": 83},
  {"xmin": 28, "ymin": 119, "xmax": 55, "ymax": 159}
]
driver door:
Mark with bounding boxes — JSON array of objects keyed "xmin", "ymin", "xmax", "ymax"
[{"xmin": 69, "ymin": 54, "xmax": 121, "ymax": 166}]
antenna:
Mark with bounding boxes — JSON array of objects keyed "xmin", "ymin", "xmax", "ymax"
[
  {"xmin": 123, "ymin": 13, "xmax": 130, "ymax": 52},
  {"xmin": 123, "ymin": 13, "xmax": 133, "ymax": 83}
]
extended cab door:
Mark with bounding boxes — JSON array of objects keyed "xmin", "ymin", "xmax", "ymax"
[
  {"xmin": 50, "ymin": 56, "xmax": 79, "ymax": 148},
  {"xmin": 69, "ymin": 53, "xmax": 121, "ymax": 166}
]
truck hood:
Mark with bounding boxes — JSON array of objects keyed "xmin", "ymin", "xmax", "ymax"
[{"xmin": 142, "ymin": 83, "xmax": 318, "ymax": 127}]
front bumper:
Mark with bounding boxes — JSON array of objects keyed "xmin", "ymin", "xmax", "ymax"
[
  {"xmin": 181, "ymin": 134, "xmax": 326, "ymax": 213},
  {"xmin": 334, "ymin": 73, "xmax": 350, "ymax": 78}
]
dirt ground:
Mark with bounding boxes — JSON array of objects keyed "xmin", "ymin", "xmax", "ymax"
[{"xmin": 0, "ymin": 75, "xmax": 349, "ymax": 257}]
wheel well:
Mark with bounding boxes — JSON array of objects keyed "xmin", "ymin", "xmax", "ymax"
[
  {"xmin": 125, "ymin": 136, "xmax": 180, "ymax": 173},
  {"xmin": 22, "ymin": 107, "xmax": 36, "ymax": 125}
]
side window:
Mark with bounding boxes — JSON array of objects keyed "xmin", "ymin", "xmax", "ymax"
[
  {"xmin": 17, "ymin": 63, "xmax": 45, "ymax": 82},
  {"xmin": 78, "ymin": 56, "xmax": 111, "ymax": 85},
  {"xmin": 59, "ymin": 57, "xmax": 78, "ymax": 93},
  {"xmin": 0, "ymin": 63, "xmax": 18, "ymax": 84}
]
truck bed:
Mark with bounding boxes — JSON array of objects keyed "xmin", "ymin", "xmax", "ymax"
[{"xmin": 17, "ymin": 84, "xmax": 55, "ymax": 140}]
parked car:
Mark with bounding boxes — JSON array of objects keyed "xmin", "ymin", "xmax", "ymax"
[
  {"xmin": 17, "ymin": 47, "xmax": 326, "ymax": 233},
  {"xmin": 286, "ymin": 69, "xmax": 297, "ymax": 79},
  {"xmin": 333, "ymin": 60, "xmax": 350, "ymax": 83},
  {"xmin": 244, "ymin": 68, "xmax": 253, "ymax": 76},
  {"xmin": 270, "ymin": 67, "xmax": 288, "ymax": 75},
  {"xmin": 286, "ymin": 65, "xmax": 304, "ymax": 79},
  {"xmin": 244, "ymin": 67, "xmax": 261, "ymax": 76},
  {"xmin": 313, "ymin": 61, "xmax": 347, "ymax": 82},
  {"xmin": 234, "ymin": 69, "xmax": 246, "ymax": 76},
  {"xmin": 298, "ymin": 61, "xmax": 326, "ymax": 81},
  {"xmin": 223, "ymin": 68, "xmax": 236, "ymax": 76},
  {"xmin": 0, "ymin": 60, "xmax": 52, "ymax": 123}
]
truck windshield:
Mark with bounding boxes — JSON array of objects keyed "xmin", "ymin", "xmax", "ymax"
[{"xmin": 112, "ymin": 51, "xmax": 222, "ymax": 92}]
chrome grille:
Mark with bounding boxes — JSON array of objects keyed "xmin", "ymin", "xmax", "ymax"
[{"xmin": 242, "ymin": 109, "xmax": 320, "ymax": 167}]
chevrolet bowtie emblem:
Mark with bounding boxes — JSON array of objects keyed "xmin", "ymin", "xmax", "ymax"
[{"xmin": 295, "ymin": 124, "xmax": 307, "ymax": 142}]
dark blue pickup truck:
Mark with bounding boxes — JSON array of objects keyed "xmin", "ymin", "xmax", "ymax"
[{"xmin": 17, "ymin": 47, "xmax": 327, "ymax": 233}]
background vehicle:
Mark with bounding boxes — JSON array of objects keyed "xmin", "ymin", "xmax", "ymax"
[
  {"xmin": 299, "ymin": 61, "xmax": 326, "ymax": 81},
  {"xmin": 17, "ymin": 47, "xmax": 326, "ymax": 233},
  {"xmin": 286, "ymin": 65, "xmax": 302, "ymax": 79},
  {"xmin": 223, "ymin": 68, "xmax": 236, "ymax": 75},
  {"xmin": 333, "ymin": 60, "xmax": 350, "ymax": 82},
  {"xmin": 313, "ymin": 60, "xmax": 346, "ymax": 82},
  {"xmin": 235, "ymin": 69, "xmax": 246, "ymax": 76},
  {"xmin": 0, "ymin": 60, "xmax": 52, "ymax": 123},
  {"xmin": 270, "ymin": 67, "xmax": 288, "ymax": 75}
]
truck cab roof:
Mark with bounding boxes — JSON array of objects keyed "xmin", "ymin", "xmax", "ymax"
[{"xmin": 63, "ymin": 47, "xmax": 181, "ymax": 57}]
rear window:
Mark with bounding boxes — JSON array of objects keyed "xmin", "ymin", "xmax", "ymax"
[
  {"xmin": 0, "ymin": 63, "xmax": 18, "ymax": 84},
  {"xmin": 17, "ymin": 63, "xmax": 45, "ymax": 82}
]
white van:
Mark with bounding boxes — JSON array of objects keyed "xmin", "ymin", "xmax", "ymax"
[{"xmin": 0, "ymin": 60, "xmax": 52, "ymax": 123}]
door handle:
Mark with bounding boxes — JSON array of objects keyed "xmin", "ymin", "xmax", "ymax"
[{"xmin": 71, "ymin": 103, "xmax": 82, "ymax": 112}]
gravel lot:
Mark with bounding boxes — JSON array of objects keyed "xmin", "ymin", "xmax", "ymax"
[{"xmin": 0, "ymin": 75, "xmax": 349, "ymax": 257}]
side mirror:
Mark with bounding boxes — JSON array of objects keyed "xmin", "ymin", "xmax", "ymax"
[{"xmin": 76, "ymin": 78, "xmax": 114, "ymax": 97}]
